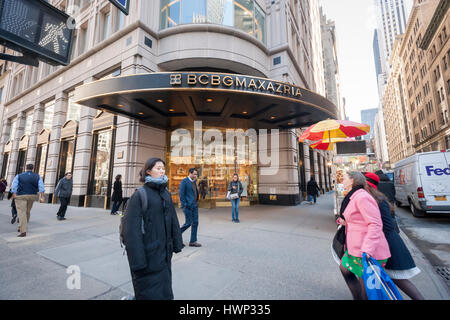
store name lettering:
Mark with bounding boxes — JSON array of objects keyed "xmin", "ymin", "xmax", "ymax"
[{"xmin": 170, "ymin": 73, "xmax": 302, "ymax": 98}]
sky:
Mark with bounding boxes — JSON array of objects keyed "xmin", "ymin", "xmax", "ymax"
[{"xmin": 319, "ymin": 0, "xmax": 380, "ymax": 123}]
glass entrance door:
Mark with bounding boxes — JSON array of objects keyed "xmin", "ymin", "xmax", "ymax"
[
  {"xmin": 58, "ymin": 139, "xmax": 75, "ymax": 182},
  {"xmin": 1, "ymin": 153, "xmax": 9, "ymax": 179},
  {"xmin": 16, "ymin": 150, "xmax": 27, "ymax": 175},
  {"xmin": 35, "ymin": 144, "xmax": 48, "ymax": 180},
  {"xmin": 168, "ymin": 126, "xmax": 258, "ymax": 206},
  {"xmin": 87, "ymin": 129, "xmax": 114, "ymax": 208}
]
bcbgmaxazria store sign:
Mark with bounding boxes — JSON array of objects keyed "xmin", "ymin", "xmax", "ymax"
[{"xmin": 169, "ymin": 73, "xmax": 303, "ymax": 99}]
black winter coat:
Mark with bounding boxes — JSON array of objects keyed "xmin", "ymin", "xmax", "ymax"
[
  {"xmin": 306, "ymin": 180, "xmax": 320, "ymax": 196},
  {"xmin": 121, "ymin": 181, "xmax": 183, "ymax": 300},
  {"xmin": 378, "ymin": 181, "xmax": 396, "ymax": 204},
  {"xmin": 112, "ymin": 180, "xmax": 123, "ymax": 202},
  {"xmin": 379, "ymin": 200, "xmax": 416, "ymax": 270}
]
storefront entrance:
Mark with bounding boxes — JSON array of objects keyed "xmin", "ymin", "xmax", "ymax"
[
  {"xmin": 168, "ymin": 126, "xmax": 258, "ymax": 208},
  {"xmin": 58, "ymin": 139, "xmax": 75, "ymax": 182}
]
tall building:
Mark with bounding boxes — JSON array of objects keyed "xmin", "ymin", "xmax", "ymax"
[
  {"xmin": 374, "ymin": 0, "xmax": 414, "ymax": 76},
  {"xmin": 382, "ymin": 35, "xmax": 415, "ymax": 164},
  {"xmin": 320, "ymin": 7, "xmax": 344, "ymax": 119},
  {"xmin": 361, "ymin": 108, "xmax": 379, "ymax": 141},
  {"xmin": 0, "ymin": 0, "xmax": 336, "ymax": 208},
  {"xmin": 382, "ymin": 0, "xmax": 448, "ymax": 164},
  {"xmin": 310, "ymin": 0, "xmax": 326, "ymax": 97},
  {"xmin": 373, "ymin": 0, "xmax": 413, "ymax": 166}
]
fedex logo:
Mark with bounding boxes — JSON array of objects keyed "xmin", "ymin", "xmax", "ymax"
[{"xmin": 425, "ymin": 165, "xmax": 450, "ymax": 176}]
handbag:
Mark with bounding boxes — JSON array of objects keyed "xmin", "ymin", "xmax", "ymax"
[
  {"xmin": 362, "ymin": 253, "xmax": 403, "ymax": 300},
  {"xmin": 332, "ymin": 224, "xmax": 346, "ymax": 260},
  {"xmin": 230, "ymin": 192, "xmax": 239, "ymax": 200}
]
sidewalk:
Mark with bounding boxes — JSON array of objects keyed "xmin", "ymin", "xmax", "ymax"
[{"xmin": 0, "ymin": 193, "xmax": 448, "ymax": 300}]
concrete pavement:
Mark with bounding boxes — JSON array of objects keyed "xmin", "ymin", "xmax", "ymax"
[{"xmin": 0, "ymin": 193, "xmax": 448, "ymax": 300}]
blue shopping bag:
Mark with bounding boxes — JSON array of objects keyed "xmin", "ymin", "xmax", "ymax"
[{"xmin": 362, "ymin": 253, "xmax": 403, "ymax": 300}]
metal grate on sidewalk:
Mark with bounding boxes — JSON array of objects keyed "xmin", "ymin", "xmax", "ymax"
[{"xmin": 435, "ymin": 267, "xmax": 450, "ymax": 287}]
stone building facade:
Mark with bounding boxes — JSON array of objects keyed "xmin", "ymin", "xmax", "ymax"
[{"xmin": 0, "ymin": 0, "xmax": 334, "ymax": 208}]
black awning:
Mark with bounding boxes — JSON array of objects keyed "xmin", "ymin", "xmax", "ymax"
[{"xmin": 74, "ymin": 72, "xmax": 338, "ymax": 130}]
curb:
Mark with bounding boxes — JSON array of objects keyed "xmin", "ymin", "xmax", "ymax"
[{"xmin": 398, "ymin": 228, "xmax": 450, "ymax": 299}]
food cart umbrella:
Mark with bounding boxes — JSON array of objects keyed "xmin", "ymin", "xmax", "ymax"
[
  {"xmin": 310, "ymin": 137, "xmax": 351, "ymax": 151},
  {"xmin": 298, "ymin": 119, "xmax": 370, "ymax": 143}
]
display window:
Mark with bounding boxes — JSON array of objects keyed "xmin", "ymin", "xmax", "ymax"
[
  {"xmin": 88, "ymin": 129, "xmax": 114, "ymax": 196},
  {"xmin": 57, "ymin": 139, "xmax": 76, "ymax": 182},
  {"xmin": 168, "ymin": 126, "xmax": 258, "ymax": 205}
]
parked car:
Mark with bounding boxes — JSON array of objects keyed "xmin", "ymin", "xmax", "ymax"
[{"xmin": 394, "ymin": 150, "xmax": 450, "ymax": 217}]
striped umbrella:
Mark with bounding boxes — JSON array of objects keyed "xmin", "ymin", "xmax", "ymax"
[
  {"xmin": 310, "ymin": 138, "xmax": 353, "ymax": 151},
  {"xmin": 299, "ymin": 119, "xmax": 370, "ymax": 143}
]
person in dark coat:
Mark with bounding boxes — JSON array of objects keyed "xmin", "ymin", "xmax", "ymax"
[
  {"xmin": 55, "ymin": 172, "xmax": 73, "ymax": 220},
  {"xmin": 121, "ymin": 157, "xmax": 183, "ymax": 300},
  {"xmin": 179, "ymin": 168, "xmax": 201, "ymax": 247},
  {"xmin": 364, "ymin": 172, "xmax": 424, "ymax": 300},
  {"xmin": 228, "ymin": 173, "xmax": 243, "ymax": 223},
  {"xmin": 375, "ymin": 170, "xmax": 396, "ymax": 204},
  {"xmin": 306, "ymin": 176, "xmax": 320, "ymax": 204},
  {"xmin": 7, "ymin": 190, "xmax": 18, "ymax": 224},
  {"xmin": 0, "ymin": 178, "xmax": 7, "ymax": 200},
  {"xmin": 371, "ymin": 170, "xmax": 400, "ymax": 233},
  {"xmin": 111, "ymin": 174, "xmax": 123, "ymax": 215}
]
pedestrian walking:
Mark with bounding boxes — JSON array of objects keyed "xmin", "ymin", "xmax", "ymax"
[
  {"xmin": 54, "ymin": 172, "xmax": 73, "ymax": 220},
  {"xmin": 198, "ymin": 177, "xmax": 208, "ymax": 199},
  {"xmin": 179, "ymin": 168, "xmax": 201, "ymax": 247},
  {"xmin": 363, "ymin": 172, "xmax": 424, "ymax": 300},
  {"xmin": 0, "ymin": 178, "xmax": 7, "ymax": 200},
  {"xmin": 372, "ymin": 170, "xmax": 400, "ymax": 233},
  {"xmin": 375, "ymin": 170, "xmax": 396, "ymax": 204},
  {"xmin": 336, "ymin": 171, "xmax": 391, "ymax": 300},
  {"xmin": 7, "ymin": 190, "xmax": 18, "ymax": 224},
  {"xmin": 227, "ymin": 173, "xmax": 243, "ymax": 222},
  {"xmin": 11, "ymin": 164, "xmax": 45, "ymax": 237},
  {"xmin": 111, "ymin": 174, "xmax": 123, "ymax": 215},
  {"xmin": 306, "ymin": 176, "xmax": 320, "ymax": 204},
  {"xmin": 120, "ymin": 157, "xmax": 183, "ymax": 300}
]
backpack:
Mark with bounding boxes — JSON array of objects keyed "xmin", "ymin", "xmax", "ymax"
[{"xmin": 119, "ymin": 186, "xmax": 148, "ymax": 250}]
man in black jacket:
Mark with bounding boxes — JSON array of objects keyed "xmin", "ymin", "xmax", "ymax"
[
  {"xmin": 375, "ymin": 170, "xmax": 396, "ymax": 204},
  {"xmin": 306, "ymin": 176, "xmax": 321, "ymax": 204},
  {"xmin": 55, "ymin": 172, "xmax": 73, "ymax": 220}
]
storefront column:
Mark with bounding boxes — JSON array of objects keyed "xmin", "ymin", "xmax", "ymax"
[
  {"xmin": 304, "ymin": 144, "xmax": 312, "ymax": 182},
  {"xmin": 71, "ymin": 103, "xmax": 96, "ymax": 207},
  {"xmin": 258, "ymin": 129, "xmax": 300, "ymax": 205},
  {"xmin": 44, "ymin": 92, "xmax": 68, "ymax": 200},
  {"xmin": 7, "ymin": 112, "xmax": 25, "ymax": 184},
  {"xmin": 112, "ymin": 58, "xmax": 165, "ymax": 199},
  {"xmin": 112, "ymin": 118, "xmax": 167, "ymax": 199},
  {"xmin": 26, "ymin": 103, "xmax": 44, "ymax": 165}
]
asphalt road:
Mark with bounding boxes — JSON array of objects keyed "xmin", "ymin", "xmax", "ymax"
[{"xmin": 394, "ymin": 204, "xmax": 450, "ymax": 287}]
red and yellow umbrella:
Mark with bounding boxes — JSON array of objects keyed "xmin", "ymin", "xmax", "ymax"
[
  {"xmin": 299, "ymin": 119, "xmax": 370, "ymax": 143},
  {"xmin": 310, "ymin": 138, "xmax": 352, "ymax": 150}
]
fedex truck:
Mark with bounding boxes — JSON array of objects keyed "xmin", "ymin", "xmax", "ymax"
[{"xmin": 394, "ymin": 150, "xmax": 450, "ymax": 217}]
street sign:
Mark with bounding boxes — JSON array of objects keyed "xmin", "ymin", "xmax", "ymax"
[
  {"xmin": 109, "ymin": 0, "xmax": 129, "ymax": 15},
  {"xmin": 0, "ymin": 0, "xmax": 74, "ymax": 66}
]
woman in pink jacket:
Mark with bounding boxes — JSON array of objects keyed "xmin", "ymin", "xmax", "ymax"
[{"xmin": 337, "ymin": 171, "xmax": 391, "ymax": 300}]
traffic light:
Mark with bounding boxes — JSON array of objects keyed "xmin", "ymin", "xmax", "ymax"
[{"xmin": 0, "ymin": 0, "xmax": 74, "ymax": 66}]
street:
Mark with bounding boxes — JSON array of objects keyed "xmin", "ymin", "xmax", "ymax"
[
  {"xmin": 0, "ymin": 193, "xmax": 448, "ymax": 300},
  {"xmin": 394, "ymin": 205, "xmax": 450, "ymax": 287}
]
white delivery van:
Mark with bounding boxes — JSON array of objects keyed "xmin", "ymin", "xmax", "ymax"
[{"xmin": 394, "ymin": 150, "xmax": 450, "ymax": 217}]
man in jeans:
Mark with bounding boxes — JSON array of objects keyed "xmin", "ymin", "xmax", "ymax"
[
  {"xmin": 179, "ymin": 168, "xmax": 201, "ymax": 247},
  {"xmin": 54, "ymin": 172, "xmax": 73, "ymax": 220},
  {"xmin": 11, "ymin": 164, "xmax": 45, "ymax": 237}
]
